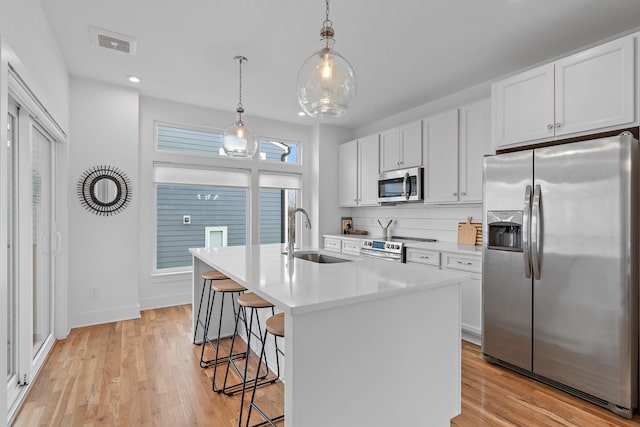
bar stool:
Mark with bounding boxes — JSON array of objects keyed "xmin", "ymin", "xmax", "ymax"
[
  {"xmin": 219, "ymin": 293, "xmax": 280, "ymax": 406},
  {"xmin": 245, "ymin": 312, "xmax": 285, "ymax": 427},
  {"xmin": 198, "ymin": 276, "xmax": 247, "ymax": 370},
  {"xmin": 193, "ymin": 270, "xmax": 229, "ymax": 344}
]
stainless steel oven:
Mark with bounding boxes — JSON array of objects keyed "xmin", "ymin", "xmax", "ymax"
[
  {"xmin": 360, "ymin": 236, "xmax": 438, "ymax": 263},
  {"xmin": 360, "ymin": 239, "xmax": 404, "ymax": 262},
  {"xmin": 378, "ymin": 167, "xmax": 424, "ymax": 203}
]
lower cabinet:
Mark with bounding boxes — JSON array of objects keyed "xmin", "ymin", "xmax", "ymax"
[
  {"xmin": 324, "ymin": 237, "xmax": 341, "ymax": 252},
  {"xmin": 407, "ymin": 248, "xmax": 482, "ymax": 342}
]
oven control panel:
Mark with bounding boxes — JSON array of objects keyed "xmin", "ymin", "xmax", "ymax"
[{"xmin": 361, "ymin": 239, "xmax": 404, "ymax": 254}]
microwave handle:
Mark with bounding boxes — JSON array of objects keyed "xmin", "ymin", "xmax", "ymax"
[{"xmin": 403, "ymin": 172, "xmax": 410, "ymax": 200}]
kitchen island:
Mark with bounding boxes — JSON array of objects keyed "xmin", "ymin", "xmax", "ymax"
[{"xmin": 190, "ymin": 244, "xmax": 467, "ymax": 427}]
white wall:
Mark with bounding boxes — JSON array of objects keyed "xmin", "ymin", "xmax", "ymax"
[
  {"xmin": 138, "ymin": 96, "xmax": 312, "ymax": 310},
  {"xmin": 345, "ymin": 82, "xmax": 491, "ymax": 242},
  {"xmin": 304, "ymin": 124, "xmax": 353, "ymax": 247},
  {"xmin": 68, "ymin": 77, "xmax": 140, "ymax": 327},
  {"xmin": 0, "ymin": 0, "xmax": 70, "ymax": 132}
]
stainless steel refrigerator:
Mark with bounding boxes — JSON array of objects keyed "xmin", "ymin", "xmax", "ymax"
[{"xmin": 482, "ymin": 132, "xmax": 639, "ymax": 418}]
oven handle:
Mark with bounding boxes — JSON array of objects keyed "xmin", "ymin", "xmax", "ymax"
[{"xmin": 360, "ymin": 249, "xmax": 402, "ymax": 262}]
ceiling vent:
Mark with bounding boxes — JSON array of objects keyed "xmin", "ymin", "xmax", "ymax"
[{"xmin": 89, "ymin": 26, "xmax": 137, "ymax": 56}]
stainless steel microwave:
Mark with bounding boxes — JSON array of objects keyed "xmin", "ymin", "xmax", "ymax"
[{"xmin": 378, "ymin": 167, "xmax": 424, "ymax": 203}]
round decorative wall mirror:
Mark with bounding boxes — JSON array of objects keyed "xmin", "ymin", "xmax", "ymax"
[{"xmin": 77, "ymin": 165, "xmax": 132, "ymax": 216}]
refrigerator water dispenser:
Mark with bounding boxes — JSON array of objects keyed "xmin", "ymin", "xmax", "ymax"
[{"xmin": 487, "ymin": 210, "xmax": 523, "ymax": 251}]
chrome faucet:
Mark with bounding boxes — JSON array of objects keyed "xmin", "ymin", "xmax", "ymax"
[{"xmin": 288, "ymin": 208, "xmax": 312, "ymax": 260}]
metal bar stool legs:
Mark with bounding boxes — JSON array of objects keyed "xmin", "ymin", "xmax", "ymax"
[
  {"xmin": 219, "ymin": 293, "xmax": 280, "ymax": 400},
  {"xmin": 193, "ymin": 270, "xmax": 229, "ymax": 344},
  {"xmin": 244, "ymin": 312, "xmax": 285, "ymax": 427},
  {"xmin": 199, "ymin": 278, "xmax": 247, "ymax": 372}
]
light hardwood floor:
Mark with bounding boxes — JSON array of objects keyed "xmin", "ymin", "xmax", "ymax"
[{"xmin": 12, "ymin": 305, "xmax": 640, "ymax": 426}]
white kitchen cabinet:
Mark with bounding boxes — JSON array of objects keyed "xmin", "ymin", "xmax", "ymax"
[
  {"xmin": 406, "ymin": 247, "xmax": 482, "ymax": 342},
  {"xmin": 341, "ymin": 239, "xmax": 362, "ymax": 255},
  {"xmin": 339, "ymin": 140, "xmax": 358, "ymax": 207},
  {"xmin": 493, "ymin": 34, "xmax": 636, "ymax": 150},
  {"xmin": 380, "ymin": 121, "xmax": 422, "ymax": 172},
  {"xmin": 458, "ymin": 99, "xmax": 492, "ymax": 203},
  {"xmin": 339, "ymin": 135, "xmax": 380, "ymax": 207},
  {"xmin": 424, "ymin": 109, "xmax": 459, "ymax": 203},
  {"xmin": 323, "ymin": 237, "xmax": 341, "ymax": 252},
  {"xmin": 441, "ymin": 252, "xmax": 482, "ymax": 338},
  {"xmin": 405, "ymin": 248, "xmax": 439, "ymax": 268}
]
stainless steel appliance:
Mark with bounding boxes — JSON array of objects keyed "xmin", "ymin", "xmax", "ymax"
[
  {"xmin": 378, "ymin": 167, "xmax": 423, "ymax": 203},
  {"xmin": 360, "ymin": 236, "xmax": 437, "ymax": 262},
  {"xmin": 482, "ymin": 132, "xmax": 639, "ymax": 418}
]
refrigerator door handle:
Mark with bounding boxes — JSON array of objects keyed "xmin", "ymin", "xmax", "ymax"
[
  {"xmin": 531, "ymin": 184, "xmax": 542, "ymax": 280},
  {"xmin": 523, "ymin": 185, "xmax": 532, "ymax": 278}
]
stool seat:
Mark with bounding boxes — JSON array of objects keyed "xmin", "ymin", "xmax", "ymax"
[
  {"xmin": 211, "ymin": 279, "xmax": 246, "ymax": 293},
  {"xmin": 202, "ymin": 270, "xmax": 228, "ymax": 280},
  {"xmin": 237, "ymin": 292, "xmax": 273, "ymax": 308},
  {"xmin": 266, "ymin": 312, "xmax": 285, "ymax": 337}
]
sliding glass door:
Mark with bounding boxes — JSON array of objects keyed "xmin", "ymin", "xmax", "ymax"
[
  {"xmin": 6, "ymin": 101, "xmax": 19, "ymax": 405},
  {"xmin": 6, "ymin": 99, "xmax": 57, "ymax": 413}
]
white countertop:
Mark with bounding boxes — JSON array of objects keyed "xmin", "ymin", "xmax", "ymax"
[
  {"xmin": 190, "ymin": 244, "xmax": 468, "ymax": 315},
  {"xmin": 323, "ymin": 234, "xmax": 483, "ymax": 256}
]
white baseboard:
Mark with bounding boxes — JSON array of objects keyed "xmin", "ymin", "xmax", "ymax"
[
  {"xmin": 69, "ymin": 304, "xmax": 141, "ymax": 328},
  {"xmin": 140, "ymin": 292, "xmax": 191, "ymax": 310},
  {"xmin": 462, "ymin": 329, "xmax": 481, "ymax": 346}
]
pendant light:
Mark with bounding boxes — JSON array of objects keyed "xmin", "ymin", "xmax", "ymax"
[
  {"xmin": 223, "ymin": 56, "xmax": 258, "ymax": 158},
  {"xmin": 296, "ymin": 0, "xmax": 356, "ymax": 118}
]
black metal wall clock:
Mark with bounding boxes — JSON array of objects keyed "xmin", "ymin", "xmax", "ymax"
[{"xmin": 77, "ymin": 165, "xmax": 132, "ymax": 216}]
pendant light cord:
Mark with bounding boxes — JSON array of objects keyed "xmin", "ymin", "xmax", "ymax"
[{"xmin": 235, "ymin": 56, "xmax": 246, "ymax": 116}]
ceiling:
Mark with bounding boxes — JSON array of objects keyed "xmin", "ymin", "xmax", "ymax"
[{"xmin": 41, "ymin": 0, "xmax": 640, "ymax": 130}]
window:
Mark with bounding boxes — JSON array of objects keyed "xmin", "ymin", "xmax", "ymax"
[
  {"xmin": 156, "ymin": 124, "xmax": 299, "ymax": 163},
  {"xmin": 259, "ymin": 173, "xmax": 301, "ymax": 245},
  {"xmin": 153, "ymin": 123, "xmax": 302, "ymax": 273}
]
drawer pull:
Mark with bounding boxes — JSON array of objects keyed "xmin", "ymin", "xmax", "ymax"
[
  {"xmin": 419, "ymin": 256, "xmax": 430, "ymax": 259},
  {"xmin": 456, "ymin": 260, "xmax": 473, "ymax": 266}
]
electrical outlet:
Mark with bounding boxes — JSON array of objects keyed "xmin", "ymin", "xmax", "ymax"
[
  {"xmin": 89, "ymin": 288, "xmax": 99, "ymax": 299},
  {"xmin": 183, "ymin": 215, "xmax": 191, "ymax": 225}
]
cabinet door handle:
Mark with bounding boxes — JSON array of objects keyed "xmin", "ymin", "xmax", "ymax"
[
  {"xmin": 460, "ymin": 192, "xmax": 466, "ymax": 196},
  {"xmin": 547, "ymin": 124, "xmax": 553, "ymax": 130},
  {"xmin": 453, "ymin": 192, "xmax": 458, "ymax": 196},
  {"xmin": 555, "ymin": 122, "xmax": 561, "ymax": 128},
  {"xmin": 456, "ymin": 260, "xmax": 473, "ymax": 266}
]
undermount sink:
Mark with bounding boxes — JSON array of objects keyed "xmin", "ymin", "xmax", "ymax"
[{"xmin": 291, "ymin": 251, "xmax": 352, "ymax": 264}]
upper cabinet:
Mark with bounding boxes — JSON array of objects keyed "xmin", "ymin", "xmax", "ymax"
[
  {"xmin": 339, "ymin": 134, "xmax": 380, "ymax": 207},
  {"xmin": 424, "ymin": 109, "xmax": 459, "ymax": 203},
  {"xmin": 493, "ymin": 34, "xmax": 636, "ymax": 150},
  {"xmin": 380, "ymin": 121, "xmax": 422, "ymax": 171},
  {"xmin": 424, "ymin": 100, "xmax": 492, "ymax": 204},
  {"xmin": 459, "ymin": 99, "xmax": 492, "ymax": 203}
]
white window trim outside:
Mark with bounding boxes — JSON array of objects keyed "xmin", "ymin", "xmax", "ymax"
[{"xmin": 205, "ymin": 226, "xmax": 228, "ymax": 248}]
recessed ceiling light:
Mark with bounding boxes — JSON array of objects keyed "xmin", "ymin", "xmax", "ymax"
[
  {"xmin": 297, "ymin": 111, "xmax": 306, "ymax": 117},
  {"xmin": 128, "ymin": 75, "xmax": 141, "ymax": 83}
]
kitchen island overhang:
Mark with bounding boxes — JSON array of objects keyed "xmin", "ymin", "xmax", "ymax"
[{"xmin": 190, "ymin": 244, "xmax": 467, "ymax": 427}]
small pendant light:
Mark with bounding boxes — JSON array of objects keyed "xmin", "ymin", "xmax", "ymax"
[
  {"xmin": 223, "ymin": 56, "xmax": 258, "ymax": 158},
  {"xmin": 296, "ymin": 0, "xmax": 356, "ymax": 118}
]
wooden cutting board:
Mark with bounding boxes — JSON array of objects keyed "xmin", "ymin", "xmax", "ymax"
[{"xmin": 458, "ymin": 217, "xmax": 480, "ymax": 245}]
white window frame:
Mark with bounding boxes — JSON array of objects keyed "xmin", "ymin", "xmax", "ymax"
[
  {"xmin": 151, "ymin": 121, "xmax": 304, "ymax": 277},
  {"xmin": 205, "ymin": 226, "xmax": 228, "ymax": 248}
]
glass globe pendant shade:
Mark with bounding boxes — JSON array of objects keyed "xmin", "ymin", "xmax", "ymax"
[
  {"xmin": 297, "ymin": 38, "xmax": 356, "ymax": 118},
  {"xmin": 223, "ymin": 117, "xmax": 258, "ymax": 158}
]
